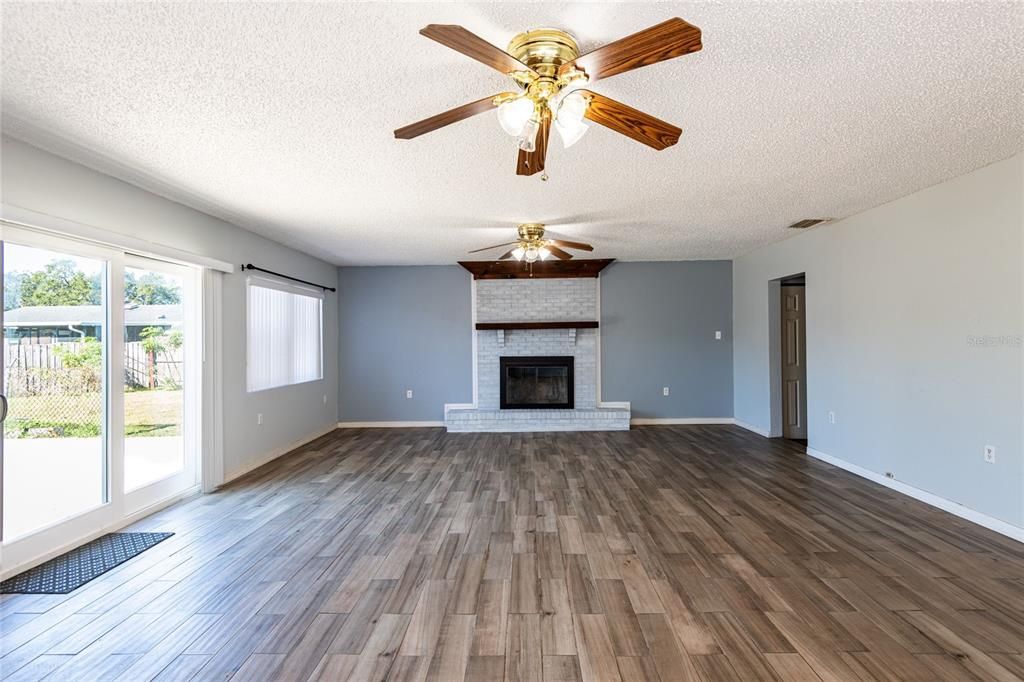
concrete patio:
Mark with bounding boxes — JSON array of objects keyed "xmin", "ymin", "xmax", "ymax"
[{"xmin": 2, "ymin": 435, "xmax": 184, "ymax": 540}]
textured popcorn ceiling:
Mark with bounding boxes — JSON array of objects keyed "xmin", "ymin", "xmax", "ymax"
[{"xmin": 2, "ymin": 2, "xmax": 1022, "ymax": 265}]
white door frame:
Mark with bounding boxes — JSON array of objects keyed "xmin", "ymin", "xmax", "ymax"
[
  {"xmin": 767, "ymin": 274, "xmax": 809, "ymax": 439},
  {"xmin": 201, "ymin": 269, "xmax": 225, "ymax": 492}
]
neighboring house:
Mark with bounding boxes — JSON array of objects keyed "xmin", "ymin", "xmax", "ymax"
[{"xmin": 3, "ymin": 304, "xmax": 182, "ymax": 343}]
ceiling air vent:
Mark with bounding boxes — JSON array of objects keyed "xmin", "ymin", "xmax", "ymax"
[{"xmin": 788, "ymin": 218, "xmax": 831, "ymax": 229}]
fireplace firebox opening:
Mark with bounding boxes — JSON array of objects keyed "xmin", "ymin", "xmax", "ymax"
[{"xmin": 500, "ymin": 356, "xmax": 574, "ymax": 409}]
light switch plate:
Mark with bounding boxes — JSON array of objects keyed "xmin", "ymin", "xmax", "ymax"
[
  {"xmin": 715, "ymin": 331, "xmax": 722, "ymax": 340},
  {"xmin": 406, "ymin": 389, "xmax": 413, "ymax": 399}
]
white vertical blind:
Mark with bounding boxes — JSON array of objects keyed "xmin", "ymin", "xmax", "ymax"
[{"xmin": 246, "ymin": 277, "xmax": 323, "ymax": 392}]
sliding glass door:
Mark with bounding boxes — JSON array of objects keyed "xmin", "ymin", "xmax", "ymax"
[
  {"xmin": 2, "ymin": 239, "xmax": 109, "ymax": 542},
  {"xmin": 122, "ymin": 256, "xmax": 198, "ymax": 512},
  {"xmin": 1, "ymin": 225, "xmax": 201, "ymax": 574}
]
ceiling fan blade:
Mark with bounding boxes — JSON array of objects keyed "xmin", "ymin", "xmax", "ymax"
[
  {"xmin": 516, "ymin": 112, "xmax": 551, "ymax": 176},
  {"xmin": 468, "ymin": 241, "xmax": 518, "ymax": 254},
  {"xmin": 579, "ymin": 90, "xmax": 681, "ymax": 150},
  {"xmin": 545, "ymin": 245, "xmax": 574, "ymax": 260},
  {"xmin": 560, "ymin": 17, "xmax": 701, "ymax": 82},
  {"xmin": 547, "ymin": 239, "xmax": 594, "ymax": 252},
  {"xmin": 497, "ymin": 249, "xmax": 517, "ymax": 260},
  {"xmin": 421, "ymin": 24, "xmax": 534, "ymax": 75},
  {"xmin": 395, "ymin": 94, "xmax": 511, "ymax": 139}
]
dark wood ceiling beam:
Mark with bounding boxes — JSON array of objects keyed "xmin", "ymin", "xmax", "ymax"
[{"xmin": 457, "ymin": 258, "xmax": 615, "ymax": 280}]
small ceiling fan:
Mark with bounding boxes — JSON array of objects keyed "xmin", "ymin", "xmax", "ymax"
[
  {"xmin": 469, "ymin": 223, "xmax": 594, "ymax": 263},
  {"xmin": 394, "ymin": 18, "xmax": 702, "ymax": 176}
]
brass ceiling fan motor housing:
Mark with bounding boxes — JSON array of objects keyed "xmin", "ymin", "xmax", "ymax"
[
  {"xmin": 517, "ymin": 223, "xmax": 547, "ymax": 242},
  {"xmin": 507, "ymin": 29, "xmax": 580, "ymax": 78},
  {"xmin": 464, "ymin": 222, "xmax": 594, "ymax": 260}
]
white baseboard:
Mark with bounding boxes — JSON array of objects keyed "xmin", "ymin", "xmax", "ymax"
[
  {"xmin": 224, "ymin": 422, "xmax": 339, "ymax": 484},
  {"xmin": 630, "ymin": 417, "xmax": 734, "ymax": 426},
  {"xmin": 806, "ymin": 447, "xmax": 1023, "ymax": 543},
  {"xmin": 733, "ymin": 419, "xmax": 772, "ymax": 437},
  {"xmin": 338, "ymin": 416, "xmax": 741, "ymax": 428},
  {"xmin": 0, "ymin": 485, "xmax": 201, "ymax": 581},
  {"xmin": 337, "ymin": 421, "xmax": 445, "ymax": 428}
]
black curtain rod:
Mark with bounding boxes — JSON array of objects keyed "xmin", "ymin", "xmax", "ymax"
[{"xmin": 241, "ymin": 263, "xmax": 336, "ymax": 292}]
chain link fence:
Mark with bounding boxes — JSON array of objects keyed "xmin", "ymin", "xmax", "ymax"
[{"xmin": 4, "ymin": 340, "xmax": 182, "ymax": 438}]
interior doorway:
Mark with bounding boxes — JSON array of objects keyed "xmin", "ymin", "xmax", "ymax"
[{"xmin": 779, "ymin": 274, "xmax": 807, "ymax": 442}]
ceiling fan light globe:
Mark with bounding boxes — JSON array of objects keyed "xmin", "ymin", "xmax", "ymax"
[
  {"xmin": 516, "ymin": 117, "xmax": 540, "ymax": 152},
  {"xmin": 550, "ymin": 80, "xmax": 584, "ymax": 111},
  {"xmin": 524, "ymin": 246, "xmax": 540, "ymax": 263},
  {"xmin": 555, "ymin": 117, "xmax": 588, "ymax": 149},
  {"xmin": 512, "ymin": 247, "xmax": 526, "ymax": 261},
  {"xmin": 539, "ymin": 247, "xmax": 551, "ymax": 260},
  {"xmin": 497, "ymin": 97, "xmax": 534, "ymax": 137},
  {"xmin": 556, "ymin": 90, "xmax": 588, "ymax": 124}
]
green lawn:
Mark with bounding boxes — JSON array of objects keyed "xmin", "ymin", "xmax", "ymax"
[{"xmin": 5, "ymin": 389, "xmax": 183, "ymax": 438}]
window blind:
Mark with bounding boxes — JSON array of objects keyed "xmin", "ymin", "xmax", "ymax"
[{"xmin": 246, "ymin": 277, "xmax": 323, "ymax": 392}]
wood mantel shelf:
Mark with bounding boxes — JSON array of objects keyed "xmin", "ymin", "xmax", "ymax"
[
  {"xmin": 458, "ymin": 258, "xmax": 614, "ymax": 280},
  {"xmin": 475, "ymin": 321, "xmax": 599, "ymax": 330}
]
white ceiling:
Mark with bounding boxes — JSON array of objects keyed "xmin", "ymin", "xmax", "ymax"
[{"xmin": 2, "ymin": 2, "xmax": 1022, "ymax": 265}]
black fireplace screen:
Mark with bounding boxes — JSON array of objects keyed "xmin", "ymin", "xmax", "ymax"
[{"xmin": 500, "ymin": 356, "xmax": 574, "ymax": 409}]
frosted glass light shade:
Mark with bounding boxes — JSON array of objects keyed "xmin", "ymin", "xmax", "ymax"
[
  {"xmin": 554, "ymin": 90, "xmax": 589, "ymax": 148},
  {"xmin": 497, "ymin": 98, "xmax": 534, "ymax": 136},
  {"xmin": 517, "ymin": 118, "xmax": 540, "ymax": 152},
  {"xmin": 512, "ymin": 247, "xmax": 526, "ymax": 261},
  {"xmin": 524, "ymin": 246, "xmax": 540, "ymax": 263},
  {"xmin": 556, "ymin": 91, "xmax": 588, "ymax": 124},
  {"xmin": 555, "ymin": 117, "xmax": 588, "ymax": 148},
  {"xmin": 539, "ymin": 247, "xmax": 551, "ymax": 260}
]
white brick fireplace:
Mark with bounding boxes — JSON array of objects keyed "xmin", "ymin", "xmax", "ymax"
[{"xmin": 445, "ymin": 276, "xmax": 630, "ymax": 432}]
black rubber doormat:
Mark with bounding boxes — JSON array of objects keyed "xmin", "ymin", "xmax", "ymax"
[{"xmin": 1, "ymin": 532, "xmax": 173, "ymax": 594}]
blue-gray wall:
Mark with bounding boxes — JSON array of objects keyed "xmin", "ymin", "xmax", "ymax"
[
  {"xmin": 601, "ymin": 261, "xmax": 733, "ymax": 419},
  {"xmin": 337, "ymin": 266, "xmax": 472, "ymax": 421},
  {"xmin": 337, "ymin": 261, "xmax": 734, "ymax": 422}
]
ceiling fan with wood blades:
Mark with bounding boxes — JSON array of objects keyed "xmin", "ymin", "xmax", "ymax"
[
  {"xmin": 469, "ymin": 223, "xmax": 594, "ymax": 263},
  {"xmin": 394, "ymin": 18, "xmax": 702, "ymax": 176}
]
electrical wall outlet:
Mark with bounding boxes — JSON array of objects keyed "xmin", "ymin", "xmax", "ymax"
[
  {"xmin": 984, "ymin": 445, "xmax": 996, "ymax": 463},
  {"xmin": 885, "ymin": 472, "xmax": 895, "ymax": 479},
  {"xmin": 406, "ymin": 389, "xmax": 414, "ymax": 399},
  {"xmin": 323, "ymin": 394, "xmax": 328, "ymax": 404},
  {"xmin": 828, "ymin": 411, "xmax": 836, "ymax": 424},
  {"xmin": 662, "ymin": 386, "xmax": 670, "ymax": 397},
  {"xmin": 715, "ymin": 331, "xmax": 722, "ymax": 340},
  {"xmin": 257, "ymin": 413, "xmax": 263, "ymax": 425}
]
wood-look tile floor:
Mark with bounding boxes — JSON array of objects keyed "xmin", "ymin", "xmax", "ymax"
[{"xmin": 2, "ymin": 426, "xmax": 1023, "ymax": 681}]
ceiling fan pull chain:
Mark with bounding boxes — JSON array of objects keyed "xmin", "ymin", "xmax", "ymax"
[{"xmin": 541, "ymin": 171, "xmax": 549, "ymax": 182}]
